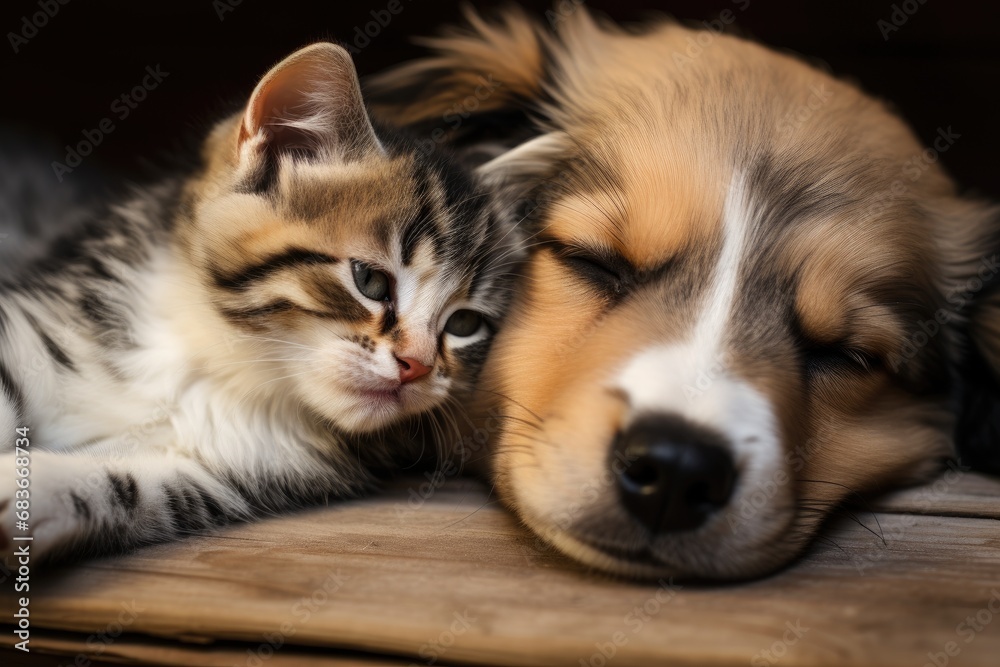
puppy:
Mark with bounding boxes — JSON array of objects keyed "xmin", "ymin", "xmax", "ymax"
[{"xmin": 368, "ymin": 6, "xmax": 1000, "ymax": 579}]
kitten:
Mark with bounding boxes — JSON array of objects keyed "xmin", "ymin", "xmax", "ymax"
[{"xmin": 0, "ymin": 43, "xmax": 520, "ymax": 563}]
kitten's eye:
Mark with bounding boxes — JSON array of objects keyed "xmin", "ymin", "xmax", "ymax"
[
  {"xmin": 351, "ymin": 260, "xmax": 390, "ymax": 301},
  {"xmin": 444, "ymin": 310, "xmax": 484, "ymax": 337}
]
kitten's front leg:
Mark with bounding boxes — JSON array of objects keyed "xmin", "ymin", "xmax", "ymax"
[
  {"xmin": 0, "ymin": 450, "xmax": 255, "ymax": 563},
  {"xmin": 2, "ymin": 450, "xmax": 103, "ymax": 560},
  {"xmin": 0, "ymin": 442, "xmax": 367, "ymax": 563}
]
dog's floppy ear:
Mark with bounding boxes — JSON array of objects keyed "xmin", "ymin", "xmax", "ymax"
[
  {"xmin": 936, "ymin": 197, "xmax": 1000, "ymax": 474},
  {"xmin": 363, "ymin": 5, "xmax": 549, "ymax": 164}
]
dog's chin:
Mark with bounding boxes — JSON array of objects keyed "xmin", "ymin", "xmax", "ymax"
[
  {"xmin": 512, "ymin": 491, "xmax": 804, "ymax": 581},
  {"xmin": 541, "ymin": 523, "xmax": 804, "ymax": 581},
  {"xmin": 545, "ymin": 528, "xmax": 680, "ymax": 580}
]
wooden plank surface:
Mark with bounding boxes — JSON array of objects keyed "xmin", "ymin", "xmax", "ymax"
[
  {"xmin": 872, "ymin": 466, "xmax": 1000, "ymax": 518},
  {"xmin": 2, "ymin": 474, "xmax": 999, "ymax": 667},
  {"xmin": 1, "ymin": 629, "xmax": 410, "ymax": 667}
]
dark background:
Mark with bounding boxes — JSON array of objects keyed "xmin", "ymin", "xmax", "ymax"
[{"xmin": 0, "ymin": 0, "xmax": 997, "ymax": 197}]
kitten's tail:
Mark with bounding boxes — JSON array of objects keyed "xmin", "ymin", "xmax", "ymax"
[{"xmin": 364, "ymin": 5, "xmax": 548, "ymax": 155}]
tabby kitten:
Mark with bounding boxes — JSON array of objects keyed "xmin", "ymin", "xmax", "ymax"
[{"xmin": 0, "ymin": 44, "xmax": 519, "ymax": 562}]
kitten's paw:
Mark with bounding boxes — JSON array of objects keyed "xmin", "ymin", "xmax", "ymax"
[{"xmin": 1, "ymin": 453, "xmax": 90, "ymax": 564}]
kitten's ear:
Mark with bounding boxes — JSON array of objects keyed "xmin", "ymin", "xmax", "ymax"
[{"xmin": 239, "ymin": 43, "xmax": 383, "ymax": 160}]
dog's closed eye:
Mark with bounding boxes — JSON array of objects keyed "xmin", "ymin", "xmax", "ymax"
[
  {"xmin": 562, "ymin": 254, "xmax": 621, "ymax": 288},
  {"xmin": 802, "ymin": 341, "xmax": 882, "ymax": 376},
  {"xmin": 548, "ymin": 241, "xmax": 629, "ymax": 295}
]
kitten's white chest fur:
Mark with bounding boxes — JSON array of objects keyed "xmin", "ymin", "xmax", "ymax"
[{"xmin": 28, "ymin": 249, "xmax": 195, "ymax": 453}]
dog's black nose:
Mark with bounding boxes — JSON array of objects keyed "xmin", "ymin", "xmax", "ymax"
[{"xmin": 613, "ymin": 415, "xmax": 736, "ymax": 533}]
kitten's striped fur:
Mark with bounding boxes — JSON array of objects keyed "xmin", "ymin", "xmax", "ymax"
[{"xmin": 0, "ymin": 44, "xmax": 520, "ymax": 563}]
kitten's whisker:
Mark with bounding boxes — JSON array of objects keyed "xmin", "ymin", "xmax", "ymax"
[
  {"xmin": 470, "ymin": 387, "xmax": 544, "ymax": 423},
  {"xmin": 242, "ymin": 335, "xmax": 321, "ymax": 351},
  {"xmin": 198, "ymin": 357, "xmax": 314, "ymax": 370},
  {"xmin": 481, "ymin": 229, "xmax": 542, "ymax": 269},
  {"xmin": 447, "ymin": 190, "xmax": 492, "ymax": 210}
]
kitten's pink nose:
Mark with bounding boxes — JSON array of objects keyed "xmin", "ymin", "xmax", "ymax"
[{"xmin": 396, "ymin": 356, "xmax": 432, "ymax": 384}]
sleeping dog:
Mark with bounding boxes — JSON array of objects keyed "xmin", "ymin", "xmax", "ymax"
[{"xmin": 368, "ymin": 6, "xmax": 1000, "ymax": 579}]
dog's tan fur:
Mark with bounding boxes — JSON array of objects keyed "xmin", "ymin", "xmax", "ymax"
[{"xmin": 371, "ymin": 8, "xmax": 1000, "ymax": 578}]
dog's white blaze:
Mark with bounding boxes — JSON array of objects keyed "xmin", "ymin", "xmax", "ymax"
[
  {"xmin": 695, "ymin": 176, "xmax": 747, "ymax": 349},
  {"xmin": 614, "ymin": 174, "xmax": 781, "ymax": 485}
]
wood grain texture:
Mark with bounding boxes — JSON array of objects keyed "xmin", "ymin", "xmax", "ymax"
[
  {"xmin": 872, "ymin": 467, "xmax": 1000, "ymax": 518},
  {"xmin": 2, "ymin": 474, "xmax": 999, "ymax": 667},
  {"xmin": 0, "ymin": 630, "xmax": 409, "ymax": 667}
]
